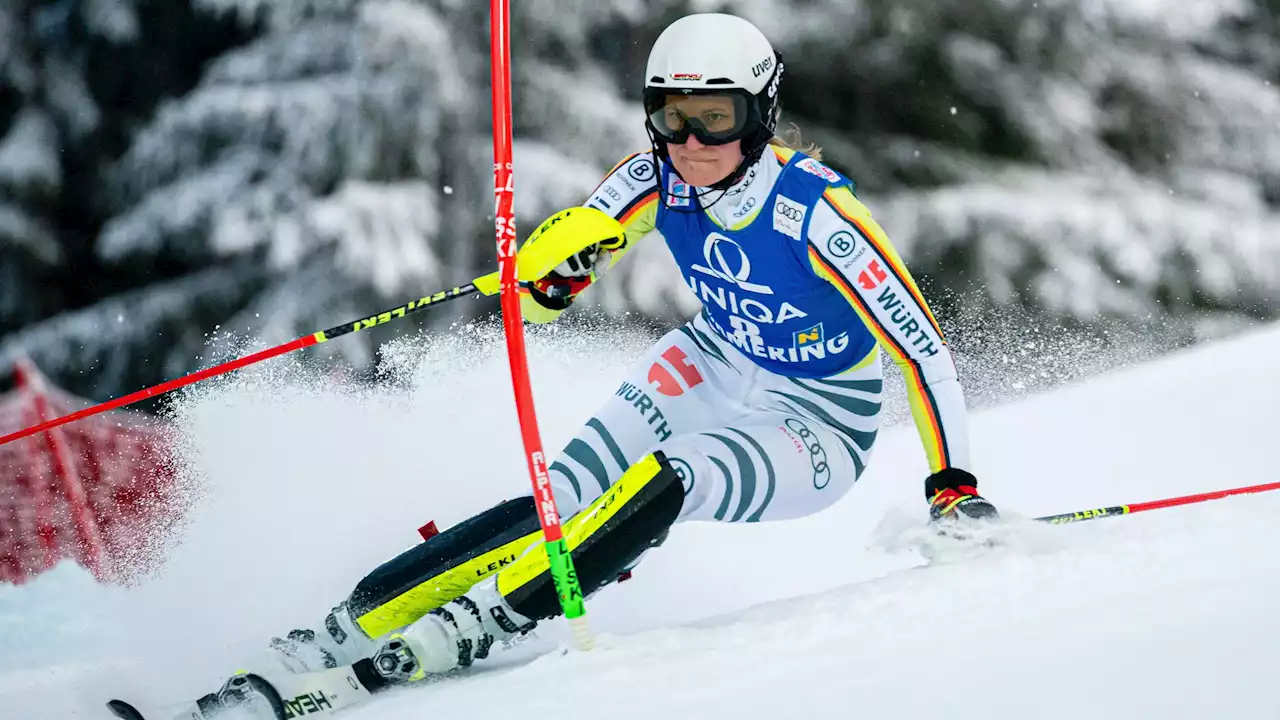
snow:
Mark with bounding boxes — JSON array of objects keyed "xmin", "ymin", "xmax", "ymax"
[
  {"xmin": 1, "ymin": 319, "xmax": 1279, "ymax": 718},
  {"xmin": 0, "ymin": 562, "xmax": 125, "ymax": 675},
  {"xmin": 514, "ymin": 62, "xmax": 652, "ymax": 173},
  {"xmin": 286, "ymin": 180, "xmax": 443, "ymax": 296},
  {"xmin": 0, "ymin": 204, "xmax": 60, "ymax": 266},
  {"xmin": 42, "ymin": 56, "xmax": 100, "ymax": 139},
  {"xmin": 7, "ymin": 0, "xmax": 1271, "ymax": 404},
  {"xmin": 872, "ymin": 171, "xmax": 1280, "ymax": 323},
  {"xmin": 0, "ymin": 266, "xmax": 257, "ymax": 396},
  {"xmin": 0, "ymin": 108, "xmax": 62, "ymax": 195},
  {"xmin": 94, "ymin": 0, "xmax": 473, "ymax": 369},
  {"xmin": 196, "ymin": 0, "xmax": 364, "ymax": 30},
  {"xmin": 511, "ymin": 141, "xmax": 612, "ymax": 223},
  {"xmin": 98, "ymin": 150, "xmax": 265, "ymax": 261},
  {"xmin": 80, "ymin": 0, "xmax": 141, "ymax": 43},
  {"xmin": 1099, "ymin": 0, "xmax": 1249, "ymax": 40}
]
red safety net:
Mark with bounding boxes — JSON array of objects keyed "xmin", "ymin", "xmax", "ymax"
[{"xmin": 0, "ymin": 360, "xmax": 183, "ymax": 585}]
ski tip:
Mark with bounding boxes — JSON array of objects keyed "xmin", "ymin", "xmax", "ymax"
[{"xmin": 106, "ymin": 699, "xmax": 146, "ymax": 720}]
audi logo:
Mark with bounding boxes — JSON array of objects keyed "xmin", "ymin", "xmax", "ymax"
[
  {"xmin": 785, "ymin": 418, "xmax": 831, "ymax": 489},
  {"xmin": 775, "ymin": 202, "xmax": 804, "ymax": 221}
]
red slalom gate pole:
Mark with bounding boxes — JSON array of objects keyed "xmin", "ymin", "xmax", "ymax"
[
  {"xmin": 488, "ymin": 0, "xmax": 592, "ymax": 649},
  {"xmin": 1035, "ymin": 480, "xmax": 1280, "ymax": 525}
]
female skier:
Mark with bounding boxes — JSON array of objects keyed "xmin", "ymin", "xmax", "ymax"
[{"xmin": 264, "ymin": 10, "xmax": 997, "ymax": 694}]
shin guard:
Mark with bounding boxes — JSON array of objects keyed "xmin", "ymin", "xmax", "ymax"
[
  {"xmin": 348, "ymin": 497, "xmax": 544, "ymax": 639},
  {"xmin": 497, "ymin": 452, "xmax": 684, "ymax": 620}
]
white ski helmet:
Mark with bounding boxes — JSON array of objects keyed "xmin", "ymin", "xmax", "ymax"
[{"xmin": 642, "ymin": 13, "xmax": 784, "ymax": 187}]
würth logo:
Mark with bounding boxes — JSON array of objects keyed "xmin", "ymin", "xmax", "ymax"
[
  {"xmin": 857, "ymin": 259, "xmax": 887, "ymax": 291},
  {"xmin": 648, "ymin": 346, "xmax": 704, "ymax": 397}
]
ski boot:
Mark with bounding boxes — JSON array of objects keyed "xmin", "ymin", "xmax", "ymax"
[
  {"xmin": 265, "ymin": 579, "xmax": 535, "ymax": 685},
  {"xmin": 266, "ymin": 602, "xmax": 377, "ymax": 674},
  {"xmin": 380, "ymin": 577, "xmax": 537, "ymax": 680}
]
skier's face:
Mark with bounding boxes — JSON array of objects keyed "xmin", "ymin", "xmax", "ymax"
[
  {"xmin": 660, "ymin": 95, "xmax": 745, "ymax": 187},
  {"xmin": 669, "ymin": 134, "xmax": 743, "ymax": 187}
]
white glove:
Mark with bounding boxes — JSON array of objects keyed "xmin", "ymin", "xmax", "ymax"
[
  {"xmin": 537, "ymin": 246, "xmax": 608, "ymax": 302},
  {"xmin": 551, "ymin": 245, "xmax": 605, "ymax": 279}
]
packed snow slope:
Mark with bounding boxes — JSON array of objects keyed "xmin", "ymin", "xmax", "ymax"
[{"xmin": 3, "ymin": 319, "xmax": 1280, "ymax": 719}]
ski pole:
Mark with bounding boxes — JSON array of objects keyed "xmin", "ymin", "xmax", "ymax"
[
  {"xmin": 0, "ymin": 206, "xmax": 616, "ymax": 449},
  {"xmin": 0, "ymin": 278, "xmax": 495, "ymax": 448},
  {"xmin": 1035, "ymin": 480, "xmax": 1280, "ymax": 525}
]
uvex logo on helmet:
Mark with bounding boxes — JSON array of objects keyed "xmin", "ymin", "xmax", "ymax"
[{"xmin": 751, "ymin": 56, "xmax": 773, "ymax": 78}]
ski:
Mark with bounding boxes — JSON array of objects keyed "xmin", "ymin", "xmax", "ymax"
[{"xmin": 106, "ymin": 660, "xmax": 383, "ymax": 720}]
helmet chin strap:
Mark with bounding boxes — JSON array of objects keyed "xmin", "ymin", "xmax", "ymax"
[{"xmin": 707, "ymin": 135, "xmax": 770, "ymax": 191}]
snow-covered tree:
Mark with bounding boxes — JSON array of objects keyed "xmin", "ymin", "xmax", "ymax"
[
  {"xmin": 0, "ymin": 1, "xmax": 77, "ymax": 338},
  {"xmin": 72, "ymin": 0, "xmax": 684, "ymax": 378},
  {"xmin": 0, "ymin": 106, "xmax": 63, "ymax": 337},
  {"xmin": 858, "ymin": 0, "xmax": 1280, "ymax": 335},
  {"xmin": 0, "ymin": 0, "xmax": 247, "ymax": 396},
  {"xmin": 654, "ymin": 0, "xmax": 1280, "ymax": 339},
  {"xmin": 53, "ymin": 0, "xmax": 483, "ymax": 377},
  {"xmin": 3, "ymin": 0, "xmax": 1280, "ymax": 402}
]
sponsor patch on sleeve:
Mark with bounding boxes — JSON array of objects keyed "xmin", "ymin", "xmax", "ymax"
[
  {"xmin": 797, "ymin": 157, "xmax": 842, "ymax": 184},
  {"xmin": 586, "ymin": 154, "xmax": 655, "ymax": 215},
  {"xmin": 772, "ymin": 195, "xmax": 807, "ymax": 240}
]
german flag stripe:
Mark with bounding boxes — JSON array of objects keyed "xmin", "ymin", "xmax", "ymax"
[
  {"xmin": 821, "ymin": 189, "xmax": 945, "ymax": 339},
  {"xmin": 807, "ymin": 244, "xmax": 907, "ymax": 360},
  {"xmin": 922, "ymin": 378, "xmax": 950, "ymax": 468},
  {"xmin": 619, "ymin": 190, "xmax": 658, "ymax": 227},
  {"xmin": 899, "ymin": 357, "xmax": 950, "ymax": 470},
  {"xmin": 808, "ymin": 244, "xmax": 949, "ymax": 471}
]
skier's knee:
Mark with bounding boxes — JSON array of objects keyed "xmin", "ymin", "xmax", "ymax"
[
  {"xmin": 545, "ymin": 464, "xmax": 585, "ymax": 518},
  {"xmin": 646, "ymin": 439, "xmax": 712, "ymax": 520},
  {"xmin": 497, "ymin": 452, "xmax": 684, "ymax": 620}
]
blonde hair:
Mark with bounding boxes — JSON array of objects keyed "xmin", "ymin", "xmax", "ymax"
[{"xmin": 768, "ymin": 123, "xmax": 823, "ymax": 161}]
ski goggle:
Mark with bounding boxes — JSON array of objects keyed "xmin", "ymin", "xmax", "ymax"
[{"xmin": 643, "ymin": 90, "xmax": 761, "ymax": 146}]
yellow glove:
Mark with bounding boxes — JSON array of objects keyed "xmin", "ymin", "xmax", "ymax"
[{"xmin": 514, "ymin": 208, "xmax": 626, "ymax": 324}]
